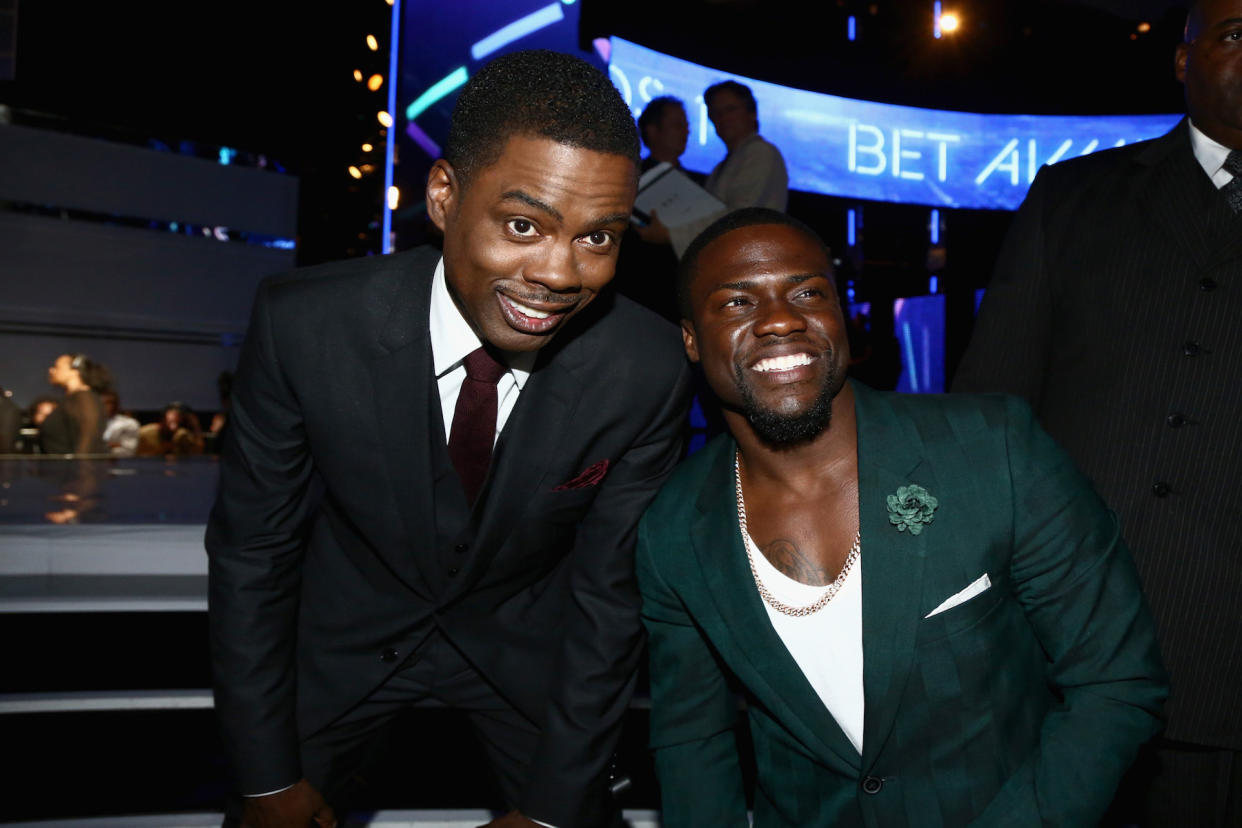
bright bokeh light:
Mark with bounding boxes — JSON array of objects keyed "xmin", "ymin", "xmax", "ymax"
[
  {"xmin": 377, "ymin": 111, "xmax": 393, "ymax": 127},
  {"xmin": 348, "ymin": 166, "xmax": 363, "ymax": 179},
  {"xmin": 387, "ymin": 186, "xmax": 400, "ymax": 210},
  {"xmin": 353, "ymin": 69, "xmax": 363, "ymax": 82},
  {"xmin": 362, "ymin": 143, "xmax": 373, "ymax": 152},
  {"xmin": 939, "ymin": 12, "xmax": 961, "ymax": 33},
  {"xmin": 368, "ymin": 74, "xmax": 384, "ymax": 91},
  {"xmin": 366, "ymin": 34, "xmax": 379, "ymax": 51},
  {"xmin": 1137, "ymin": 21, "xmax": 1151, "ymax": 33}
]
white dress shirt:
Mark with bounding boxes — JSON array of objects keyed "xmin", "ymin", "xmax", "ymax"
[
  {"xmin": 1188, "ymin": 120, "xmax": 1236, "ymax": 190},
  {"xmin": 430, "ymin": 257, "xmax": 535, "ymax": 442}
]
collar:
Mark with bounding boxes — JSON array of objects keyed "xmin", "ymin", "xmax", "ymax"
[
  {"xmin": 1188, "ymin": 120, "xmax": 1236, "ymax": 188},
  {"xmin": 429, "ymin": 257, "xmax": 534, "ymax": 386}
]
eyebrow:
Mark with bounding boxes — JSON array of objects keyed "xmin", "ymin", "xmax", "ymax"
[
  {"xmin": 501, "ymin": 190, "xmax": 562, "ymax": 222},
  {"xmin": 713, "ymin": 273, "xmax": 825, "ymax": 291},
  {"xmin": 499, "ymin": 192, "xmax": 630, "ymax": 229}
]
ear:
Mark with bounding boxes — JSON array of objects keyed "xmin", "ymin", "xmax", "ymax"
[
  {"xmin": 681, "ymin": 319, "xmax": 701, "ymax": 363},
  {"xmin": 1174, "ymin": 42, "xmax": 1188, "ymax": 84},
  {"xmin": 426, "ymin": 159, "xmax": 459, "ymax": 233}
]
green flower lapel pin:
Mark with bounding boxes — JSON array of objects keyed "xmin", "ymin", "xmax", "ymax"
[{"xmin": 887, "ymin": 484, "xmax": 939, "ymax": 535}]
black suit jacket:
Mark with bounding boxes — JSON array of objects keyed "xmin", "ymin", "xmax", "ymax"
[
  {"xmin": 206, "ymin": 245, "xmax": 692, "ymax": 825},
  {"xmin": 953, "ymin": 121, "xmax": 1242, "ymax": 749}
]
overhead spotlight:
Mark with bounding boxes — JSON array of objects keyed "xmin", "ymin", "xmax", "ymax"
[
  {"xmin": 1137, "ymin": 21, "xmax": 1151, "ymax": 33},
  {"xmin": 362, "ymin": 143, "xmax": 373, "ymax": 152},
  {"xmin": 348, "ymin": 166, "xmax": 363, "ymax": 179},
  {"xmin": 353, "ymin": 69, "xmax": 363, "ymax": 82},
  {"xmin": 368, "ymin": 74, "xmax": 384, "ymax": 91},
  {"xmin": 377, "ymin": 111, "xmax": 393, "ymax": 127},
  {"xmin": 366, "ymin": 34, "xmax": 379, "ymax": 51},
  {"xmin": 939, "ymin": 12, "xmax": 961, "ymax": 33},
  {"xmin": 387, "ymin": 186, "xmax": 400, "ymax": 210}
]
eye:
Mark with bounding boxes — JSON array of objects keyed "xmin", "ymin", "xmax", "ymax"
[
  {"xmin": 580, "ymin": 230, "xmax": 615, "ymax": 248},
  {"xmin": 507, "ymin": 218, "xmax": 537, "ymax": 237},
  {"xmin": 722, "ymin": 295, "xmax": 751, "ymax": 308}
]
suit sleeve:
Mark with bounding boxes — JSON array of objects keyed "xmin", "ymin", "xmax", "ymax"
[
  {"xmin": 205, "ymin": 279, "xmax": 317, "ymax": 795},
  {"xmin": 951, "ymin": 166, "xmax": 1055, "ymax": 405},
  {"xmin": 970, "ymin": 397, "xmax": 1167, "ymax": 827},
  {"xmin": 635, "ymin": 515, "xmax": 749, "ymax": 828},
  {"xmin": 518, "ymin": 359, "xmax": 692, "ymax": 828}
]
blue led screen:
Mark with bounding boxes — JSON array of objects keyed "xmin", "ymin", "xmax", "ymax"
[
  {"xmin": 608, "ymin": 38, "xmax": 1181, "ymax": 210},
  {"xmin": 893, "ymin": 295, "xmax": 946, "ymax": 393}
]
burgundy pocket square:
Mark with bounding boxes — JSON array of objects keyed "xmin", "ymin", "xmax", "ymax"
[{"xmin": 553, "ymin": 459, "xmax": 610, "ymax": 491}]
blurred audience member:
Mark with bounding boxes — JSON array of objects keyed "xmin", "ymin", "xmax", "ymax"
[
  {"xmin": 100, "ymin": 390, "xmax": 140, "ymax": 457},
  {"xmin": 40, "ymin": 353, "xmax": 110, "ymax": 455},
  {"xmin": 664, "ymin": 80, "xmax": 789, "ymax": 257},
  {"xmin": 137, "ymin": 402, "xmax": 205, "ymax": 456},
  {"xmin": 616, "ymin": 96, "xmax": 696, "ymax": 321},
  {"xmin": 954, "ymin": 1, "xmax": 1242, "ymax": 822},
  {"xmin": 0, "ymin": 387, "xmax": 19, "ymax": 452}
]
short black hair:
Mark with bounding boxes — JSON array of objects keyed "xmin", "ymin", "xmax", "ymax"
[
  {"xmin": 704, "ymin": 80, "xmax": 757, "ymax": 114},
  {"xmin": 443, "ymin": 50, "xmax": 640, "ymax": 184},
  {"xmin": 637, "ymin": 96, "xmax": 684, "ymax": 149},
  {"xmin": 677, "ymin": 207, "xmax": 831, "ymax": 320}
]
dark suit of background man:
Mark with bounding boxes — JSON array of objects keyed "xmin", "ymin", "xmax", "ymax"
[
  {"xmin": 639, "ymin": 209, "xmax": 1165, "ymax": 827},
  {"xmin": 953, "ymin": 0, "xmax": 1242, "ymax": 823},
  {"xmin": 206, "ymin": 49, "xmax": 690, "ymax": 828}
]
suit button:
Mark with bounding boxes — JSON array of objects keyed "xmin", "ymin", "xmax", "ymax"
[
  {"xmin": 454, "ymin": 543, "xmax": 468, "ymax": 554},
  {"xmin": 1152, "ymin": 481, "xmax": 1171, "ymax": 498},
  {"xmin": 1184, "ymin": 341, "xmax": 1201, "ymax": 356},
  {"xmin": 380, "ymin": 648, "xmax": 398, "ymax": 663},
  {"xmin": 448, "ymin": 566, "xmax": 459, "ymax": 577},
  {"xmin": 1200, "ymin": 277, "xmax": 1217, "ymax": 291},
  {"xmin": 1166, "ymin": 413, "xmax": 1186, "ymax": 428},
  {"xmin": 861, "ymin": 775, "xmax": 884, "ymax": 794}
]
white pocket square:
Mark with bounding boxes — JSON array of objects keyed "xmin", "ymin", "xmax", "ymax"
[{"xmin": 925, "ymin": 573, "xmax": 992, "ymax": 618}]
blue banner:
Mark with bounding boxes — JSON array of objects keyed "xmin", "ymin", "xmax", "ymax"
[{"xmin": 608, "ymin": 38, "xmax": 1181, "ymax": 210}]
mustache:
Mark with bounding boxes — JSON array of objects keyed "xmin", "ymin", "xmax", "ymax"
[{"xmin": 502, "ymin": 289, "xmax": 581, "ymax": 307}]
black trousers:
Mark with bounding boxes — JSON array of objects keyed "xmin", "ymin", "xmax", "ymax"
[{"xmin": 224, "ymin": 630, "xmax": 543, "ymax": 824}]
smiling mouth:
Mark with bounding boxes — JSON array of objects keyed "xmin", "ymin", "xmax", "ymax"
[
  {"xmin": 751, "ymin": 353, "xmax": 815, "ymax": 373},
  {"xmin": 496, "ymin": 292, "xmax": 577, "ymax": 335}
]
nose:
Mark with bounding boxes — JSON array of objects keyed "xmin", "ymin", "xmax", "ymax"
[
  {"xmin": 753, "ymin": 297, "xmax": 807, "ymax": 338},
  {"xmin": 523, "ymin": 241, "xmax": 582, "ymax": 294}
]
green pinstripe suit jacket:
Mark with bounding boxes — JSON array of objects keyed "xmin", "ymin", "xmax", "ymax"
[{"xmin": 637, "ymin": 383, "xmax": 1167, "ymax": 827}]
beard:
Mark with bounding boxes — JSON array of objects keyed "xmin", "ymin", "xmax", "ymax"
[{"xmin": 735, "ymin": 357, "xmax": 840, "ymax": 448}]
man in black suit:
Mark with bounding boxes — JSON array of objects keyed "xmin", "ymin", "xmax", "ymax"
[
  {"xmin": 207, "ymin": 50, "xmax": 691, "ymax": 828},
  {"xmin": 953, "ymin": 1, "xmax": 1242, "ymax": 823}
]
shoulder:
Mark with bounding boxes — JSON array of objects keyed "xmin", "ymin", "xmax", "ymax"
[
  {"xmin": 1030, "ymin": 126, "xmax": 1182, "ymax": 202},
  {"xmin": 260, "ymin": 246, "xmax": 437, "ymax": 309},
  {"xmin": 561, "ymin": 291, "xmax": 689, "ymax": 384},
  {"xmin": 644, "ymin": 435, "xmax": 731, "ymax": 526}
]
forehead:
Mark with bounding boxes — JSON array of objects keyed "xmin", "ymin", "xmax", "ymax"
[
  {"xmin": 708, "ymin": 90, "xmax": 748, "ymax": 110},
  {"xmin": 659, "ymin": 104, "xmax": 687, "ymax": 124},
  {"xmin": 466, "ymin": 134, "xmax": 635, "ymax": 198},
  {"xmin": 693, "ymin": 224, "xmax": 830, "ymax": 291},
  {"xmin": 1199, "ymin": 0, "xmax": 1242, "ymax": 25}
]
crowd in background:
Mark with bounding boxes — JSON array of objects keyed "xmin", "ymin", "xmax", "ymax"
[{"xmin": 0, "ymin": 353, "xmax": 231, "ymax": 457}]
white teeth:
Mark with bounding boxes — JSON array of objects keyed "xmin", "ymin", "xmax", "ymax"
[
  {"xmin": 509, "ymin": 298, "xmax": 550, "ymax": 319},
  {"xmin": 753, "ymin": 353, "xmax": 813, "ymax": 373}
]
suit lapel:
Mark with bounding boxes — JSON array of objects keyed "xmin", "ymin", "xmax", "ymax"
[
  {"xmin": 691, "ymin": 439, "xmax": 863, "ymax": 775},
  {"xmin": 1138, "ymin": 121, "xmax": 1219, "ymax": 271},
  {"xmin": 853, "ymin": 384, "xmax": 933, "ymax": 770},
  {"xmin": 461, "ymin": 320, "xmax": 591, "ymax": 576},
  {"xmin": 369, "ymin": 252, "xmax": 440, "ymax": 598}
]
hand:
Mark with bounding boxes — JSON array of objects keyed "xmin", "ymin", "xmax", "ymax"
[
  {"xmin": 635, "ymin": 210, "xmax": 671, "ymax": 245},
  {"xmin": 476, "ymin": 810, "xmax": 543, "ymax": 828},
  {"xmin": 241, "ymin": 778, "xmax": 337, "ymax": 828}
]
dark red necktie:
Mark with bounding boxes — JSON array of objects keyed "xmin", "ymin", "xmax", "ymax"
[{"xmin": 448, "ymin": 347, "xmax": 506, "ymax": 505}]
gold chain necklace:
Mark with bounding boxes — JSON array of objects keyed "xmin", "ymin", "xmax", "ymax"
[{"xmin": 735, "ymin": 449, "xmax": 860, "ymax": 617}]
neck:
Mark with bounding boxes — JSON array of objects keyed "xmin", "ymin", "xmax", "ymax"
[
  {"xmin": 649, "ymin": 150, "xmax": 680, "ymax": 165},
  {"xmin": 1191, "ymin": 115, "xmax": 1242, "ymax": 153},
  {"xmin": 725, "ymin": 130, "xmax": 758, "ymax": 153},
  {"xmin": 729, "ymin": 381, "xmax": 858, "ymax": 493},
  {"xmin": 63, "ymin": 377, "xmax": 88, "ymax": 394}
]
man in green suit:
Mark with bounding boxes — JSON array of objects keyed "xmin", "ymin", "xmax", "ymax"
[{"xmin": 637, "ymin": 207, "xmax": 1167, "ymax": 827}]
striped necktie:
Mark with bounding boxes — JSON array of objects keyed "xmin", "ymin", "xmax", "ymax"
[{"xmin": 1224, "ymin": 150, "xmax": 1242, "ymax": 215}]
